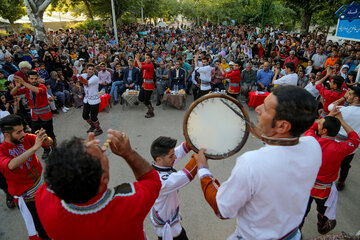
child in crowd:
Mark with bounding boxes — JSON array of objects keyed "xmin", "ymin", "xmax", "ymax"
[{"xmin": 38, "ymin": 63, "xmax": 50, "ymax": 80}]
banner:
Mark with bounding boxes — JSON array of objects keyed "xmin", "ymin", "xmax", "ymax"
[{"xmin": 335, "ymin": 1, "xmax": 360, "ymax": 41}]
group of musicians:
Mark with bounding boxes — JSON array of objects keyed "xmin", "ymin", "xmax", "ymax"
[{"xmin": 0, "ymin": 83, "xmax": 359, "ymax": 239}]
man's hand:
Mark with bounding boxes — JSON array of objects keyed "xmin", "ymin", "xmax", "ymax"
[
  {"xmin": 195, "ymin": 149, "xmax": 208, "ymax": 168},
  {"xmin": 328, "ymin": 104, "xmax": 340, "ymax": 117},
  {"xmin": 13, "ymin": 75, "xmax": 24, "ymax": 85},
  {"xmin": 72, "ymin": 67, "xmax": 78, "ymax": 75},
  {"xmin": 33, "ymin": 129, "xmax": 48, "ymax": 150},
  {"xmin": 107, "ymin": 129, "xmax": 132, "ymax": 158}
]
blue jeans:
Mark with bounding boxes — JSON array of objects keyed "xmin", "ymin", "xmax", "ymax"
[
  {"xmin": 110, "ymin": 81, "xmax": 124, "ymax": 101},
  {"xmin": 53, "ymin": 90, "xmax": 70, "ymax": 107}
]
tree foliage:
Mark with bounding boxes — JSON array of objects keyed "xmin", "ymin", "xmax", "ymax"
[{"xmin": 0, "ymin": 0, "xmax": 26, "ymax": 31}]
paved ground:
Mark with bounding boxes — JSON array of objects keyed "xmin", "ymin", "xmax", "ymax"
[{"xmin": 0, "ymin": 98, "xmax": 359, "ymax": 240}]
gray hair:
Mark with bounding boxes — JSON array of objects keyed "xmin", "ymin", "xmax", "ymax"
[
  {"xmin": 245, "ymin": 63, "xmax": 252, "ymax": 68},
  {"xmin": 18, "ymin": 61, "xmax": 32, "ymax": 70},
  {"xmin": 50, "ymin": 71, "xmax": 58, "ymax": 77}
]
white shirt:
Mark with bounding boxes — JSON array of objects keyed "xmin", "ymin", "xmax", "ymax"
[
  {"xmin": 80, "ymin": 73, "xmax": 100, "ymax": 105},
  {"xmin": 150, "ymin": 143, "xmax": 191, "ymax": 239},
  {"xmin": 304, "ymin": 82, "xmax": 320, "ymax": 99},
  {"xmin": 273, "ymin": 73, "xmax": 298, "ymax": 86},
  {"xmin": 196, "ymin": 65, "xmax": 212, "ymax": 90},
  {"xmin": 336, "ymin": 105, "xmax": 360, "ymax": 138},
  {"xmin": 199, "ymin": 136, "xmax": 321, "ymax": 240},
  {"xmin": 0, "ymin": 110, "xmax": 10, "ymax": 143}
]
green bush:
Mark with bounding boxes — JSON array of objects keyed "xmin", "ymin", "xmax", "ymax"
[{"xmin": 67, "ymin": 19, "xmax": 106, "ymax": 36}]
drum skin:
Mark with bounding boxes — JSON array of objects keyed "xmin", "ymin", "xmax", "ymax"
[{"xmin": 183, "ymin": 94, "xmax": 250, "ymax": 160}]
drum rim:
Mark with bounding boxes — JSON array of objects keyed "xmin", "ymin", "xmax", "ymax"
[{"xmin": 183, "ymin": 94, "xmax": 250, "ymax": 160}]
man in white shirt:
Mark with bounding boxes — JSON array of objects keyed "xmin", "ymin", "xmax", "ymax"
[
  {"xmin": 195, "ymin": 52, "xmax": 212, "ymax": 97},
  {"xmin": 304, "ymin": 73, "xmax": 320, "ymax": 99},
  {"xmin": 98, "ymin": 63, "xmax": 112, "ymax": 93},
  {"xmin": 73, "ymin": 64, "xmax": 103, "ymax": 136},
  {"xmin": 150, "ymin": 137, "xmax": 196, "ymax": 240},
  {"xmin": 272, "ymin": 62, "xmax": 298, "ymax": 86},
  {"xmin": 195, "ymin": 86, "xmax": 322, "ymax": 240},
  {"xmin": 329, "ymin": 86, "xmax": 360, "ymax": 191}
]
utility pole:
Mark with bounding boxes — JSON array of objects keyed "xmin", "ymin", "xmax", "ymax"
[{"xmin": 110, "ymin": 0, "xmax": 118, "ymax": 43}]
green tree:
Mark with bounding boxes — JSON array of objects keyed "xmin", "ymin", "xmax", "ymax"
[
  {"xmin": 0, "ymin": 0, "xmax": 26, "ymax": 32},
  {"xmin": 49, "ymin": 0, "xmax": 96, "ymax": 20}
]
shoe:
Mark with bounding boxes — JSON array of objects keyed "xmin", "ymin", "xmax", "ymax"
[
  {"xmin": 86, "ymin": 126, "xmax": 96, "ymax": 133},
  {"xmin": 62, "ymin": 107, "xmax": 68, "ymax": 113},
  {"xmin": 145, "ymin": 112, "xmax": 155, "ymax": 118},
  {"xmin": 336, "ymin": 180, "xmax": 345, "ymax": 191},
  {"xmin": 63, "ymin": 106, "xmax": 70, "ymax": 111},
  {"xmin": 318, "ymin": 219, "xmax": 336, "ymax": 235},
  {"xmin": 5, "ymin": 193, "xmax": 15, "ymax": 209},
  {"xmin": 42, "ymin": 149, "xmax": 51, "ymax": 160},
  {"xmin": 94, "ymin": 129, "xmax": 103, "ymax": 136},
  {"xmin": 156, "ymin": 102, "xmax": 161, "ymax": 106},
  {"xmin": 113, "ymin": 100, "xmax": 118, "ymax": 105}
]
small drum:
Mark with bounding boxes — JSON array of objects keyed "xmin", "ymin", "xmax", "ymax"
[{"xmin": 183, "ymin": 94, "xmax": 250, "ymax": 159}]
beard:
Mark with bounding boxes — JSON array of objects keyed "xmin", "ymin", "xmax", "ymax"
[{"xmin": 10, "ymin": 135, "xmax": 24, "ymax": 145}]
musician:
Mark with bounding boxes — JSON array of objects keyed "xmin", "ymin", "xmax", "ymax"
[
  {"xmin": 150, "ymin": 137, "xmax": 197, "ymax": 240},
  {"xmin": 302, "ymin": 109, "xmax": 358, "ymax": 234},
  {"xmin": 195, "ymin": 86, "xmax": 322, "ymax": 240},
  {"xmin": 35, "ymin": 130, "xmax": 161, "ymax": 239}
]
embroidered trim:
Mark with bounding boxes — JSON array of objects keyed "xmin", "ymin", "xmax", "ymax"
[
  {"xmin": 61, "ymin": 189, "xmax": 114, "ymax": 215},
  {"xmin": 182, "ymin": 168, "xmax": 193, "ymax": 181},
  {"xmin": 114, "ymin": 183, "xmax": 136, "ymax": 197},
  {"xmin": 152, "ymin": 206, "xmax": 180, "ymax": 227},
  {"xmin": 321, "ymin": 136, "xmax": 335, "ymax": 140},
  {"xmin": 261, "ymin": 136, "xmax": 299, "ymax": 146},
  {"xmin": 152, "ymin": 163, "xmax": 176, "ymax": 173}
]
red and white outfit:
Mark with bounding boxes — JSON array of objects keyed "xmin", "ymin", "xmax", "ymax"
[
  {"xmin": 0, "ymin": 134, "xmax": 46, "ymax": 239},
  {"xmin": 15, "ymin": 84, "xmax": 52, "ymax": 121},
  {"xmin": 35, "ymin": 170, "xmax": 161, "ymax": 240},
  {"xmin": 316, "ymin": 84, "xmax": 344, "ymax": 117},
  {"xmin": 224, "ymin": 69, "xmax": 241, "ymax": 95},
  {"xmin": 140, "ymin": 62, "xmax": 155, "ymax": 90},
  {"xmin": 150, "ymin": 142, "xmax": 197, "ymax": 239},
  {"xmin": 304, "ymin": 122, "xmax": 359, "ymax": 219}
]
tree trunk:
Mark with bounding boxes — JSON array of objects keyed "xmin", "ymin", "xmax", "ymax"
[
  {"xmin": 23, "ymin": 0, "xmax": 52, "ymax": 44},
  {"xmin": 82, "ymin": 0, "xmax": 94, "ymax": 20},
  {"xmin": 9, "ymin": 21, "xmax": 19, "ymax": 33},
  {"xmin": 301, "ymin": 10, "xmax": 313, "ymax": 34}
]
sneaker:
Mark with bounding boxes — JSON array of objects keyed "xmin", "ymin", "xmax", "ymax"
[
  {"xmin": 6, "ymin": 193, "xmax": 15, "ymax": 209},
  {"xmin": 86, "ymin": 126, "xmax": 96, "ymax": 133},
  {"xmin": 113, "ymin": 100, "xmax": 118, "ymax": 105},
  {"xmin": 94, "ymin": 129, "xmax": 103, "ymax": 136},
  {"xmin": 63, "ymin": 106, "xmax": 70, "ymax": 111},
  {"xmin": 62, "ymin": 107, "xmax": 68, "ymax": 113},
  {"xmin": 145, "ymin": 112, "xmax": 155, "ymax": 118},
  {"xmin": 42, "ymin": 149, "xmax": 51, "ymax": 160}
]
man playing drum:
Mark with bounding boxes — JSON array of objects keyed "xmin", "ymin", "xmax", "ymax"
[{"xmin": 194, "ymin": 86, "xmax": 322, "ymax": 240}]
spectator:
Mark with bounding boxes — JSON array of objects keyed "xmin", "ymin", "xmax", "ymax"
[
  {"xmin": 48, "ymin": 71, "xmax": 71, "ymax": 113},
  {"xmin": 297, "ymin": 70, "xmax": 309, "ymax": 88},
  {"xmin": 98, "ymin": 62, "xmax": 112, "ymax": 93},
  {"xmin": 240, "ymin": 63, "xmax": 257, "ymax": 99},
  {"xmin": 155, "ymin": 61, "xmax": 170, "ymax": 106},
  {"xmin": 256, "ymin": 61, "xmax": 274, "ymax": 91}
]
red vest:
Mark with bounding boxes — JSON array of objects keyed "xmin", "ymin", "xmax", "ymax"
[
  {"xmin": 141, "ymin": 62, "xmax": 155, "ymax": 90},
  {"xmin": 17, "ymin": 84, "xmax": 52, "ymax": 121},
  {"xmin": 225, "ymin": 70, "xmax": 241, "ymax": 94}
]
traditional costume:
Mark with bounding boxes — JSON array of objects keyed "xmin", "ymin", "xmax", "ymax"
[
  {"xmin": 303, "ymin": 122, "xmax": 359, "ymax": 233},
  {"xmin": 138, "ymin": 61, "xmax": 155, "ymax": 118},
  {"xmin": 35, "ymin": 170, "xmax": 161, "ymax": 240},
  {"xmin": 224, "ymin": 69, "xmax": 241, "ymax": 99},
  {"xmin": 198, "ymin": 136, "xmax": 322, "ymax": 240},
  {"xmin": 76, "ymin": 73, "xmax": 102, "ymax": 134},
  {"xmin": 316, "ymin": 84, "xmax": 344, "ymax": 118},
  {"xmin": 150, "ymin": 142, "xmax": 197, "ymax": 240},
  {"xmin": 0, "ymin": 134, "xmax": 49, "ymax": 239}
]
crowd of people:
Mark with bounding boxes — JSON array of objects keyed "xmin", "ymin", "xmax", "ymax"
[{"xmin": 0, "ymin": 22, "xmax": 359, "ymax": 240}]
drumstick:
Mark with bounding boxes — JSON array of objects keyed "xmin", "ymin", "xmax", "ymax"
[{"xmin": 220, "ymin": 99, "xmax": 256, "ymax": 128}]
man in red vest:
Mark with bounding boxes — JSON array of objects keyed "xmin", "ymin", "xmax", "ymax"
[
  {"xmin": 11, "ymin": 71, "xmax": 55, "ymax": 159},
  {"xmin": 135, "ymin": 52, "xmax": 155, "ymax": 118}
]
